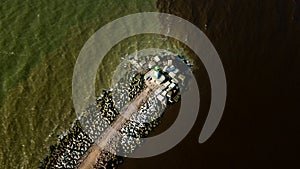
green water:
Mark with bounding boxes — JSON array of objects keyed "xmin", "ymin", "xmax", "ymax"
[
  {"xmin": 0, "ymin": 1, "xmax": 190, "ymax": 168},
  {"xmin": 0, "ymin": 0, "xmax": 156, "ymax": 105}
]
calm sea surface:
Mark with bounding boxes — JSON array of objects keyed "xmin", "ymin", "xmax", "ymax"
[{"xmin": 1, "ymin": 0, "xmax": 299, "ymax": 168}]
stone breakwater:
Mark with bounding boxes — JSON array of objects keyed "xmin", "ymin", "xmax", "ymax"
[
  {"xmin": 40, "ymin": 54, "xmax": 192, "ymax": 169},
  {"xmin": 40, "ymin": 72, "xmax": 144, "ymax": 168}
]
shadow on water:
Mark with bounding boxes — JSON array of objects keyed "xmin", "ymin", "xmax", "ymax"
[{"xmin": 120, "ymin": 0, "xmax": 300, "ymax": 169}]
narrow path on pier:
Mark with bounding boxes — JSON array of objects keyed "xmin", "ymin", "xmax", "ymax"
[{"xmin": 78, "ymin": 85, "xmax": 159, "ymax": 169}]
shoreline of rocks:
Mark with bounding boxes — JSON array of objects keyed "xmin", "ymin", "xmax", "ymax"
[{"xmin": 40, "ymin": 54, "xmax": 192, "ymax": 169}]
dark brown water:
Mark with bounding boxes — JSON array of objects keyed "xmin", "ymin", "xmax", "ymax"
[
  {"xmin": 1, "ymin": 0, "xmax": 299, "ymax": 168},
  {"xmin": 119, "ymin": 0, "xmax": 300, "ymax": 168}
]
